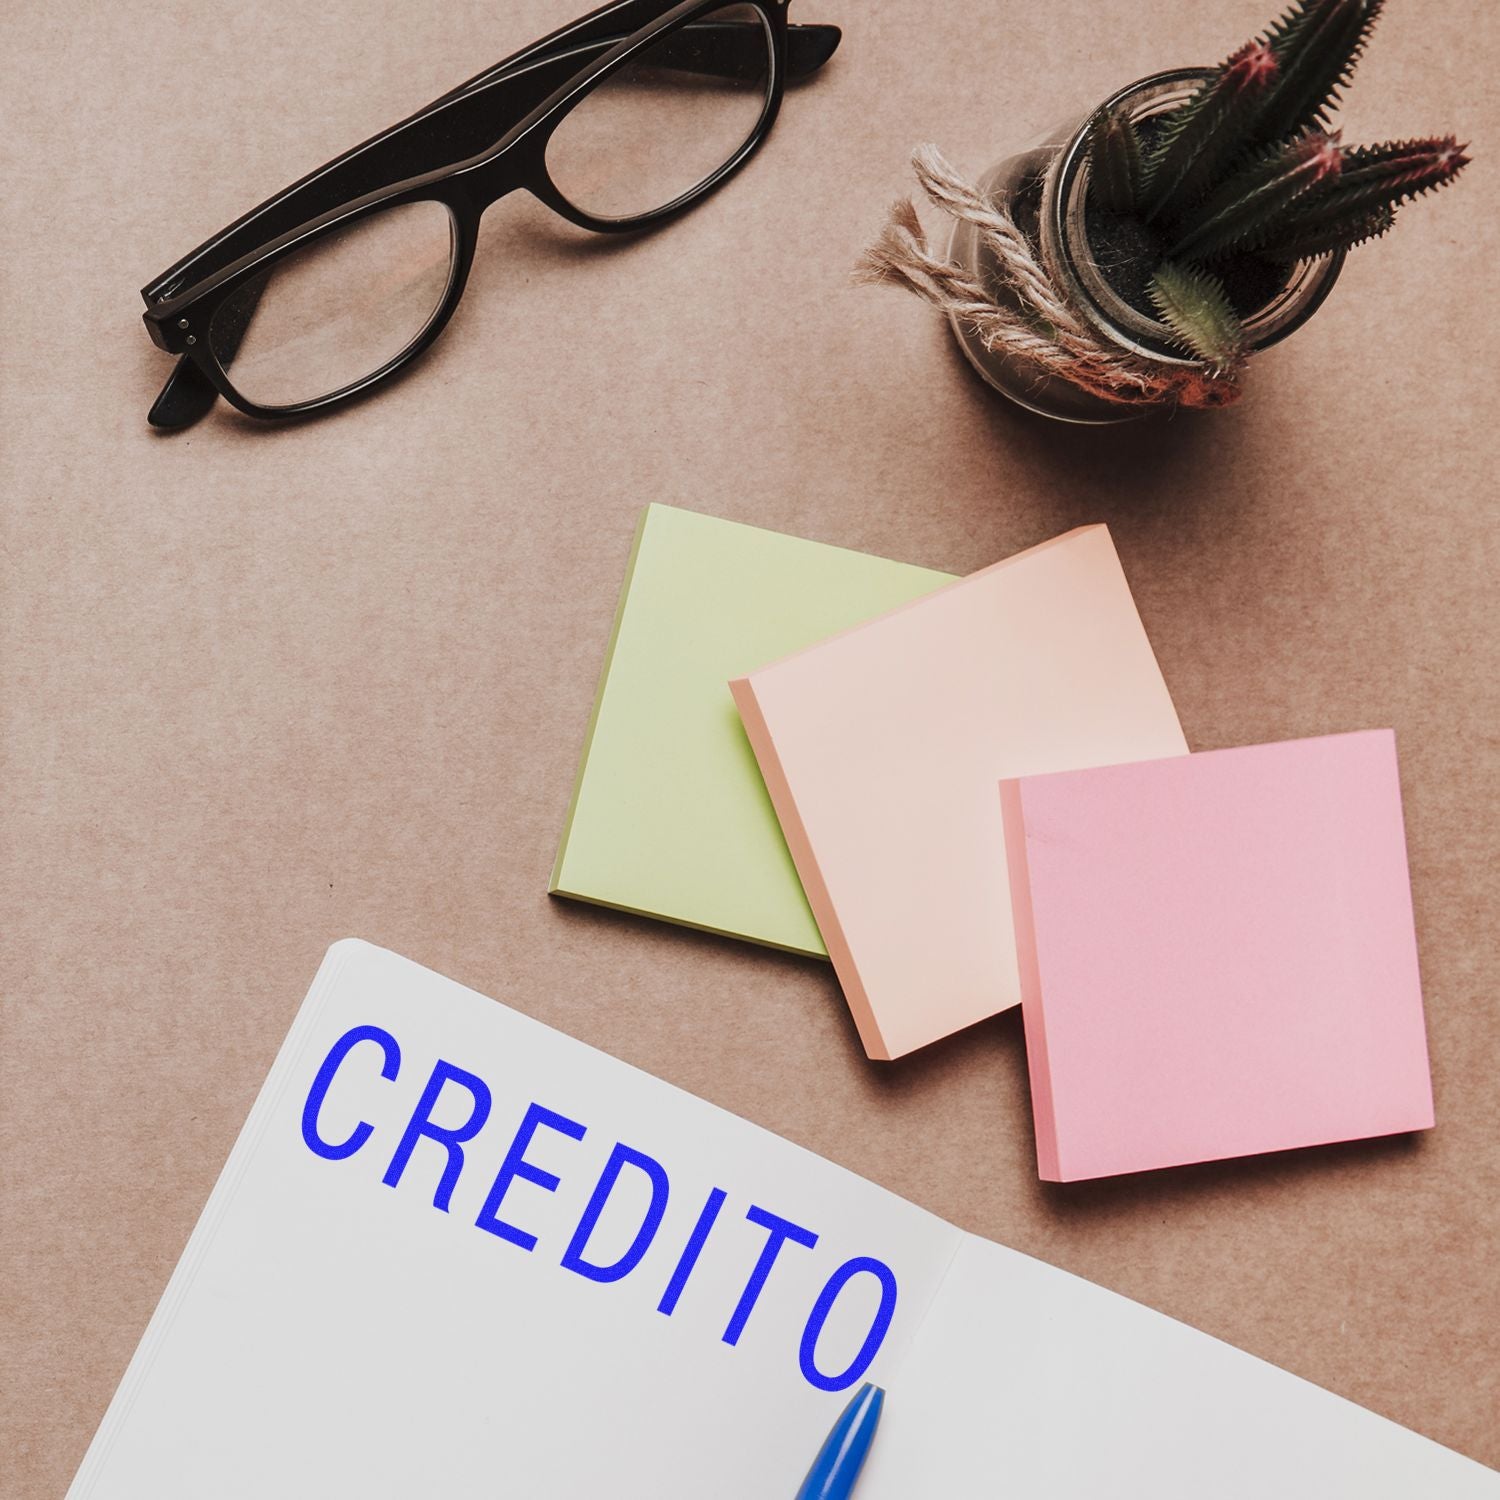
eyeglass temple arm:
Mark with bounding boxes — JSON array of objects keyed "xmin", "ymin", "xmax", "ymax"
[
  {"xmin": 146, "ymin": 14, "xmax": 839, "ymax": 305},
  {"xmin": 148, "ymin": 354, "xmax": 218, "ymax": 431},
  {"xmin": 146, "ymin": 0, "xmax": 674, "ymax": 304},
  {"xmin": 644, "ymin": 19, "xmax": 839, "ymax": 82},
  {"xmin": 783, "ymin": 20, "xmax": 841, "ymax": 78},
  {"xmin": 449, "ymin": 20, "xmax": 838, "ymax": 100}
]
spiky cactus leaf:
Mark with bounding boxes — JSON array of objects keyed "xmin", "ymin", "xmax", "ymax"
[
  {"xmin": 1289, "ymin": 136, "xmax": 1471, "ymax": 223},
  {"xmin": 1172, "ymin": 131, "xmax": 1343, "ymax": 260},
  {"xmin": 1088, "ymin": 107, "xmax": 1145, "ymax": 216},
  {"xmin": 1252, "ymin": 0, "xmax": 1384, "ymax": 146},
  {"xmin": 1148, "ymin": 262, "xmax": 1247, "ymax": 374},
  {"xmin": 1143, "ymin": 42, "xmax": 1280, "ymax": 224},
  {"xmin": 1259, "ymin": 204, "xmax": 1396, "ymax": 261},
  {"xmin": 1220, "ymin": 136, "xmax": 1468, "ymax": 254}
]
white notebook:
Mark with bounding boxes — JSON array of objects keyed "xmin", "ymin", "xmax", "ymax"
[{"xmin": 70, "ymin": 941, "xmax": 1497, "ymax": 1498}]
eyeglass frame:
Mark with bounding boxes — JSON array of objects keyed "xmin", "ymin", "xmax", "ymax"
[{"xmin": 140, "ymin": 0, "xmax": 840, "ymax": 428}]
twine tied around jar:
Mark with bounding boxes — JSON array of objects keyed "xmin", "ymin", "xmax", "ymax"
[{"xmin": 856, "ymin": 146, "xmax": 1243, "ymax": 411}]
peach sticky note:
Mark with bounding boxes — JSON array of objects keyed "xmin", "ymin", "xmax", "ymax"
[
  {"xmin": 730, "ymin": 526, "xmax": 1187, "ymax": 1060},
  {"xmin": 1001, "ymin": 730, "xmax": 1435, "ymax": 1182}
]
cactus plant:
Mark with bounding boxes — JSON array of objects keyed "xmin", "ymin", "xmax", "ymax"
[{"xmin": 1085, "ymin": 0, "xmax": 1468, "ymax": 372}]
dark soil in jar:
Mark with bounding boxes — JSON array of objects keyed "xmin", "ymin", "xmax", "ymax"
[
  {"xmin": 1080, "ymin": 112, "xmax": 1292, "ymax": 323},
  {"xmin": 1082, "ymin": 209, "xmax": 1289, "ymax": 321}
]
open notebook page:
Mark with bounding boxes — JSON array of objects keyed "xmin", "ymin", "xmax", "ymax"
[
  {"xmin": 69, "ymin": 942, "xmax": 1497, "ymax": 1497},
  {"xmin": 864, "ymin": 1234, "xmax": 1498, "ymax": 1497},
  {"xmin": 67, "ymin": 941, "xmax": 961, "ymax": 1497}
]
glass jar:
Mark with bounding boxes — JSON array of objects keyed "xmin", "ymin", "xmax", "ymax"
[{"xmin": 947, "ymin": 69, "xmax": 1346, "ymax": 423}]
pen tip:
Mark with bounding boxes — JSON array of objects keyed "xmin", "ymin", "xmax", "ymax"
[{"xmin": 795, "ymin": 1385, "xmax": 887, "ymax": 1500}]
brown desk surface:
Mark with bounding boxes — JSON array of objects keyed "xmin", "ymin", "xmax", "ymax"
[{"xmin": 3, "ymin": 0, "xmax": 1497, "ymax": 1489}]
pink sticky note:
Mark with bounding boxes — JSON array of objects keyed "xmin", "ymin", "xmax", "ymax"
[
  {"xmin": 1001, "ymin": 730, "xmax": 1435, "ymax": 1182},
  {"xmin": 731, "ymin": 526, "xmax": 1187, "ymax": 1060}
]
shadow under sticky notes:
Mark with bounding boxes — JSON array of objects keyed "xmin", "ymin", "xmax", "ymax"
[
  {"xmin": 1001, "ymin": 730, "xmax": 1435, "ymax": 1182},
  {"xmin": 732, "ymin": 525, "xmax": 1188, "ymax": 1060},
  {"xmin": 550, "ymin": 505, "xmax": 953, "ymax": 955}
]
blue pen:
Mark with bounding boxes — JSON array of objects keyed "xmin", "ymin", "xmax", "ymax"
[{"xmin": 795, "ymin": 1383, "xmax": 884, "ymax": 1500}]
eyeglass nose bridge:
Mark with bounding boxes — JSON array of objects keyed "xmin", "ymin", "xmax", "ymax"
[{"xmin": 453, "ymin": 135, "xmax": 548, "ymax": 221}]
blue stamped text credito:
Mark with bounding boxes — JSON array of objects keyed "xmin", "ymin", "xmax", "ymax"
[{"xmin": 298, "ymin": 1023, "xmax": 901, "ymax": 1393}]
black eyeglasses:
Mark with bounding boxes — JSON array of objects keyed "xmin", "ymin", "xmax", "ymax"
[{"xmin": 140, "ymin": 0, "xmax": 840, "ymax": 430}]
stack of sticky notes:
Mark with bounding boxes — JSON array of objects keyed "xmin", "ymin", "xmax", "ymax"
[
  {"xmin": 550, "ymin": 504, "xmax": 952, "ymax": 954},
  {"xmin": 730, "ymin": 524, "xmax": 1188, "ymax": 1059},
  {"xmin": 554, "ymin": 506, "xmax": 1435, "ymax": 1182},
  {"xmin": 1000, "ymin": 730, "xmax": 1433, "ymax": 1179}
]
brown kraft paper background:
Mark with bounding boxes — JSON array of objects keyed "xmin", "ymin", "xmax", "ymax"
[{"xmin": 2, "ymin": 0, "xmax": 1497, "ymax": 1491}]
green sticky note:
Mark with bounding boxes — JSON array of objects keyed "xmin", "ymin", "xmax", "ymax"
[{"xmin": 550, "ymin": 505, "xmax": 955, "ymax": 955}]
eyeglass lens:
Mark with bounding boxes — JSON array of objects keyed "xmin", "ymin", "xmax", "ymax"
[
  {"xmin": 208, "ymin": 199, "xmax": 457, "ymax": 409},
  {"xmin": 545, "ymin": 3, "xmax": 774, "ymax": 220}
]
